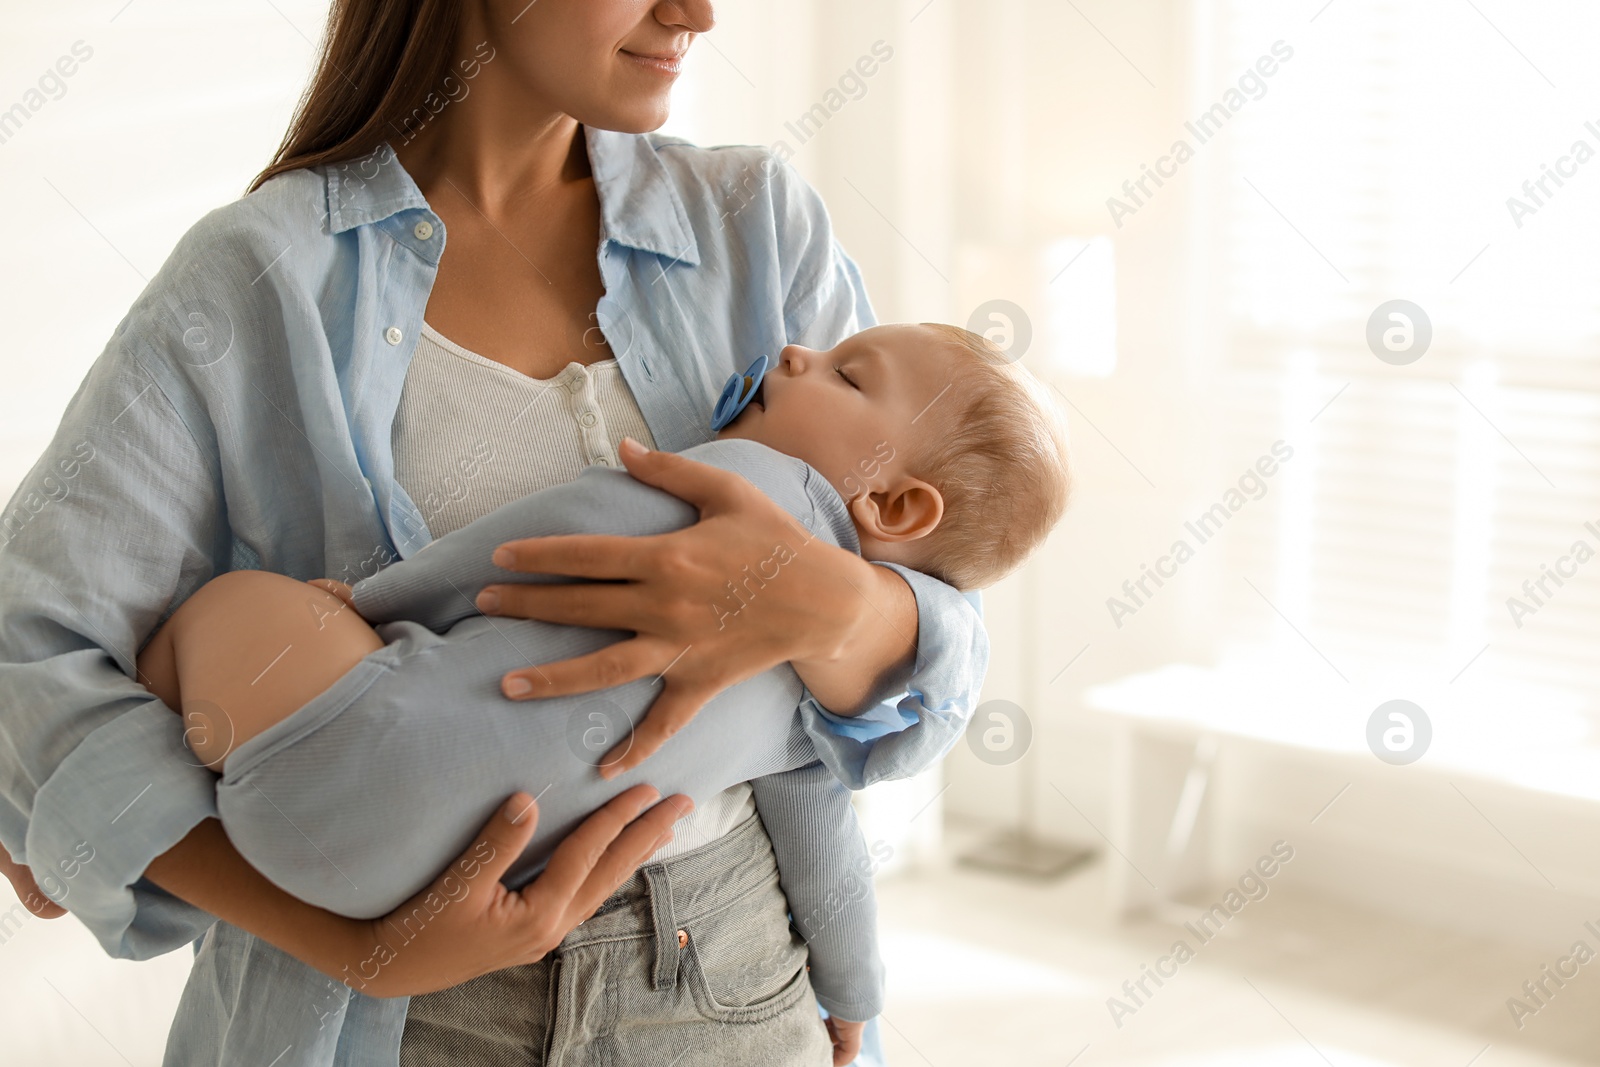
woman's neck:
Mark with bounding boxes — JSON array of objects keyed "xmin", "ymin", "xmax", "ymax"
[{"xmin": 393, "ymin": 76, "xmax": 590, "ymax": 219}]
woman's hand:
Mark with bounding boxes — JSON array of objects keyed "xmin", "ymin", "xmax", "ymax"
[
  {"xmin": 0, "ymin": 849, "xmax": 67, "ymax": 919},
  {"xmin": 145, "ymin": 787, "xmax": 692, "ymax": 1001},
  {"xmin": 306, "ymin": 578, "xmax": 362, "ymax": 616},
  {"xmin": 343, "ymin": 785, "xmax": 692, "ymax": 998},
  {"xmin": 478, "ymin": 438, "xmax": 918, "ymax": 776}
]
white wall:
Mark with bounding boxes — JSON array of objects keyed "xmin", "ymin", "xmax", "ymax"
[
  {"xmin": 1, "ymin": 0, "xmax": 329, "ymax": 499},
  {"xmin": 933, "ymin": 0, "xmax": 1205, "ymax": 850},
  {"xmin": 675, "ymin": 0, "xmax": 1600, "ymax": 953}
]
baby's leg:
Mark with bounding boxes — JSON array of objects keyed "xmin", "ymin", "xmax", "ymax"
[{"xmin": 135, "ymin": 571, "xmax": 384, "ymax": 771}]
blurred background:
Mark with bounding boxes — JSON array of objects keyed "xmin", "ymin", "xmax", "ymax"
[{"xmin": 5, "ymin": 1, "xmax": 1600, "ymax": 1064}]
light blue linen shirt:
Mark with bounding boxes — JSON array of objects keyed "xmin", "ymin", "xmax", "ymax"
[{"xmin": 0, "ymin": 127, "xmax": 986, "ymax": 1066}]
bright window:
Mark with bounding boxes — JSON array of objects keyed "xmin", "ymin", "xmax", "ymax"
[{"xmin": 1200, "ymin": 0, "xmax": 1600, "ymax": 714}]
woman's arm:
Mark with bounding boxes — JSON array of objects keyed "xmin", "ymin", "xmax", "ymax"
[
  {"xmin": 781, "ymin": 554, "xmax": 917, "ymax": 714},
  {"xmin": 483, "ymin": 439, "xmax": 988, "ymax": 782},
  {"xmin": 0, "ymin": 320, "xmax": 687, "ymax": 990},
  {"xmin": 0, "ymin": 344, "xmax": 226, "ymax": 960},
  {"xmin": 145, "ymin": 787, "xmax": 689, "ymax": 997}
]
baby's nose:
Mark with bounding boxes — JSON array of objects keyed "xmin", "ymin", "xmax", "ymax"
[{"xmin": 779, "ymin": 344, "xmax": 812, "ymax": 373}]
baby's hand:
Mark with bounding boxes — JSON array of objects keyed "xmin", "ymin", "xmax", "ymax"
[
  {"xmin": 306, "ymin": 579, "xmax": 363, "ymax": 618},
  {"xmin": 824, "ymin": 1015, "xmax": 867, "ymax": 1065}
]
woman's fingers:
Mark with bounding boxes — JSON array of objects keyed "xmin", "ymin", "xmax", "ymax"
[
  {"xmin": 305, "ymin": 578, "xmax": 358, "ymax": 610},
  {"xmin": 617, "ymin": 437, "xmax": 753, "ymax": 513},
  {"xmin": 23, "ymin": 894, "xmax": 68, "ymax": 919},
  {"xmin": 362, "ymin": 792, "xmax": 543, "ymax": 989},
  {"xmin": 599, "ymin": 683, "xmax": 714, "ymax": 778},
  {"xmin": 354, "ymin": 790, "xmax": 681, "ymax": 997},
  {"xmin": 0, "ymin": 852, "xmax": 67, "ymax": 919},
  {"xmin": 499, "ymin": 636, "xmax": 668, "ymax": 700},
  {"xmin": 489, "ymin": 533, "xmax": 648, "ymax": 579},
  {"xmin": 447, "ymin": 793, "xmax": 539, "ymax": 893},
  {"xmin": 522, "ymin": 784, "xmax": 665, "ymax": 906},
  {"xmin": 566, "ymin": 794, "xmax": 693, "ymax": 916},
  {"xmin": 480, "ymin": 581, "xmax": 652, "ymax": 631}
]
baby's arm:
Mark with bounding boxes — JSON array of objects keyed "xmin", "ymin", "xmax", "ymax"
[{"xmin": 751, "ymin": 762, "xmax": 886, "ymax": 1056}]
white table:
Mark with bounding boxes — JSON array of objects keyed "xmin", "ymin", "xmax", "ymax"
[{"xmin": 1081, "ymin": 657, "xmax": 1599, "ymax": 917}]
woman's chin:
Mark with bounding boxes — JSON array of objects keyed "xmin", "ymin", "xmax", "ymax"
[{"xmin": 579, "ymin": 98, "xmax": 673, "ymax": 136}]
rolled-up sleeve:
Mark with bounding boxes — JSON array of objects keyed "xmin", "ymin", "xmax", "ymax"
[
  {"xmin": 798, "ymin": 563, "xmax": 988, "ymax": 789},
  {"xmin": 0, "ymin": 337, "xmax": 223, "ymax": 959}
]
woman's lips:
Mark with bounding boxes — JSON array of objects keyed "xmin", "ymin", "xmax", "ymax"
[{"xmin": 621, "ymin": 50, "xmax": 686, "ymax": 76}]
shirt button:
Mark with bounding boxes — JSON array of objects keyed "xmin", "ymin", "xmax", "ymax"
[
  {"xmin": 385, "ymin": 326, "xmax": 403, "ymax": 345},
  {"xmin": 676, "ymin": 929, "xmax": 688, "ymax": 948},
  {"xmin": 413, "ymin": 220, "xmax": 435, "ymax": 241}
]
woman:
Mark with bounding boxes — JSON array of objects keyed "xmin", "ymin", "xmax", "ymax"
[{"xmin": 0, "ymin": 1, "xmax": 985, "ymax": 1064}]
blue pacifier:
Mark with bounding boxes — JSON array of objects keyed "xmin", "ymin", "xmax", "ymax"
[{"xmin": 710, "ymin": 354, "xmax": 769, "ymax": 431}]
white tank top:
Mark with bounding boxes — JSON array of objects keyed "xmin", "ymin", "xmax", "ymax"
[{"xmin": 392, "ymin": 321, "xmax": 755, "ymax": 860}]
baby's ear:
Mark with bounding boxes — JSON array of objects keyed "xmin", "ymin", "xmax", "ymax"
[{"xmin": 849, "ymin": 478, "xmax": 944, "ymax": 544}]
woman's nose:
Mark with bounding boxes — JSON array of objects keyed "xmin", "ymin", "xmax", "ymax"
[{"xmin": 658, "ymin": 0, "xmax": 715, "ymax": 33}]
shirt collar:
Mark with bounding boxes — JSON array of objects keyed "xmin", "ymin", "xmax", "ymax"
[
  {"xmin": 322, "ymin": 131, "xmax": 702, "ymax": 267},
  {"xmin": 585, "ymin": 126, "xmax": 701, "ymax": 267},
  {"xmin": 324, "ymin": 143, "xmax": 430, "ymax": 234}
]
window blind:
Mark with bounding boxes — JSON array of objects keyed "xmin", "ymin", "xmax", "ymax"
[{"xmin": 1200, "ymin": 0, "xmax": 1600, "ymax": 712}]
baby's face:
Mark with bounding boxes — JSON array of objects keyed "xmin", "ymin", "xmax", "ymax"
[{"xmin": 717, "ymin": 323, "xmax": 959, "ymax": 502}]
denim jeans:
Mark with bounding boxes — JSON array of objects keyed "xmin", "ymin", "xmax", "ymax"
[{"xmin": 399, "ymin": 814, "xmax": 835, "ymax": 1066}]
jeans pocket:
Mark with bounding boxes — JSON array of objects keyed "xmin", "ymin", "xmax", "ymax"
[{"xmin": 682, "ymin": 878, "xmax": 814, "ymax": 1023}]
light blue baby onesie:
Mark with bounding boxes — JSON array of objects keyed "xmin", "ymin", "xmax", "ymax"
[{"xmin": 215, "ymin": 437, "xmax": 898, "ymax": 1021}]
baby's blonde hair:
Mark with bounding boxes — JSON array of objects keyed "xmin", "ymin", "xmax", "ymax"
[{"xmin": 907, "ymin": 325, "xmax": 1072, "ymax": 591}]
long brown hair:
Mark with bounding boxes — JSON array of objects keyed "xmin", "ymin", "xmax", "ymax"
[{"xmin": 247, "ymin": 0, "xmax": 462, "ymax": 193}]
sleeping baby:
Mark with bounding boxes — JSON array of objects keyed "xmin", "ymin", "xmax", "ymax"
[{"xmin": 133, "ymin": 321, "xmax": 1072, "ymax": 1058}]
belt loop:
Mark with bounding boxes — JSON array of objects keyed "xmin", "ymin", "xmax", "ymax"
[{"xmin": 644, "ymin": 865, "xmax": 678, "ymax": 991}]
